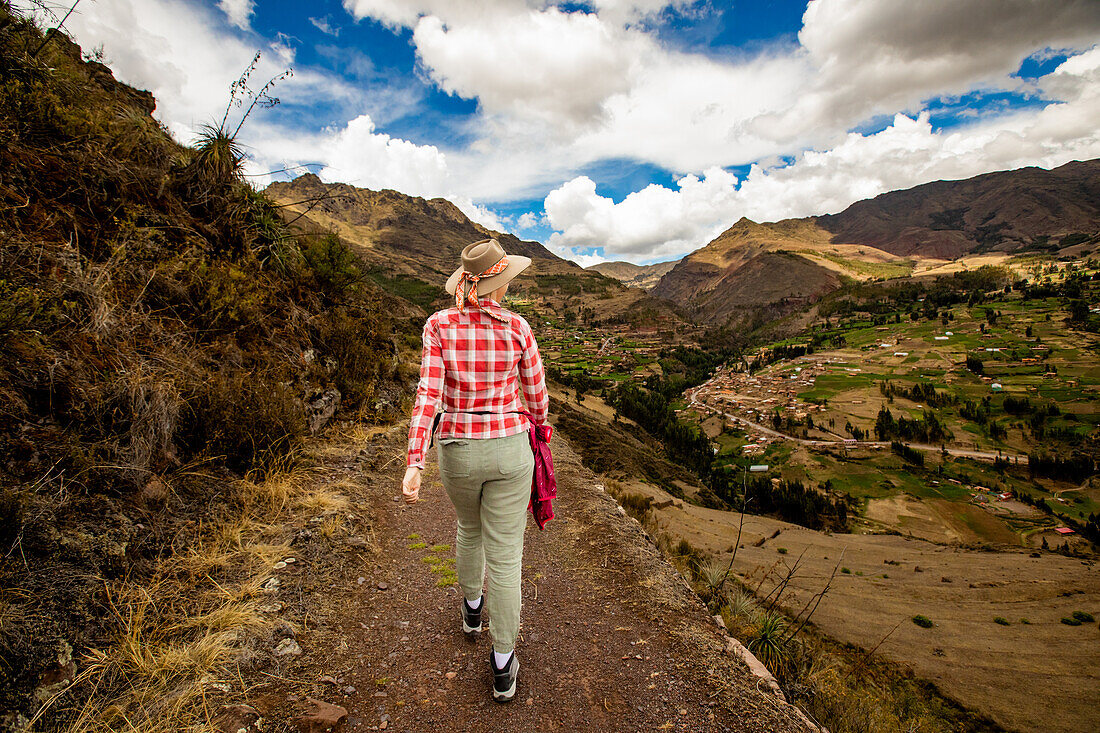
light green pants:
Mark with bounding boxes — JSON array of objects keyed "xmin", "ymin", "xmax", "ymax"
[{"xmin": 438, "ymin": 431, "xmax": 534, "ymax": 655}]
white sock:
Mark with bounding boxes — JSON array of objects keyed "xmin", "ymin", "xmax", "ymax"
[
  {"xmin": 466, "ymin": 595, "xmax": 482, "ymax": 610},
  {"xmin": 493, "ymin": 650, "xmax": 512, "ymax": 669}
]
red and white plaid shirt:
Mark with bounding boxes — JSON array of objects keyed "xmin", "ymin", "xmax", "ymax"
[{"xmin": 407, "ymin": 298, "xmax": 549, "ymax": 468}]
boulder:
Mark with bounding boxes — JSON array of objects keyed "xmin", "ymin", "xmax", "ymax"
[
  {"xmin": 307, "ymin": 389, "xmax": 341, "ymax": 434},
  {"xmin": 294, "ymin": 698, "xmax": 348, "ymax": 733}
]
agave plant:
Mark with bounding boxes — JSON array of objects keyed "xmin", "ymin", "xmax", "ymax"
[
  {"xmin": 748, "ymin": 609, "xmax": 791, "ymax": 672},
  {"xmin": 190, "ymin": 124, "xmax": 244, "ymax": 187}
]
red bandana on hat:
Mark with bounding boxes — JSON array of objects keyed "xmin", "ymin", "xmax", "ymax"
[{"xmin": 455, "ymin": 255, "xmax": 510, "ymax": 322}]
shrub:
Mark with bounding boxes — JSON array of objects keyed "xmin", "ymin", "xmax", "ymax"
[
  {"xmin": 618, "ymin": 492, "xmax": 654, "ymax": 519},
  {"xmin": 302, "ymin": 234, "xmax": 365, "ymax": 301},
  {"xmin": 1060, "ymin": 617, "xmax": 1082, "ymax": 626},
  {"xmin": 993, "ymin": 617, "xmax": 1010, "ymax": 626},
  {"xmin": 777, "ymin": 547, "xmax": 788, "ymax": 554},
  {"xmin": 841, "ymin": 567, "xmax": 852, "ymax": 574},
  {"xmin": 192, "ymin": 259, "xmax": 273, "ymax": 331},
  {"xmin": 180, "ymin": 373, "xmax": 305, "ymax": 473},
  {"xmin": 1072, "ymin": 610, "xmax": 1095, "ymax": 623},
  {"xmin": 912, "ymin": 615, "xmax": 934, "ymax": 628},
  {"xmin": 312, "ymin": 302, "xmax": 396, "ymax": 409}
]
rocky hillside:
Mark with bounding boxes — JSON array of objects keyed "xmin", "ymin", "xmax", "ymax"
[
  {"xmin": 265, "ymin": 175, "xmax": 688, "ymax": 327},
  {"xmin": 651, "ymin": 218, "xmax": 843, "ymax": 325},
  {"xmin": 653, "ymin": 159, "xmax": 1100, "ymax": 326},
  {"xmin": 265, "ymin": 174, "xmax": 564, "ymax": 278},
  {"xmin": 586, "ymin": 259, "xmax": 678, "ymax": 290},
  {"xmin": 818, "ymin": 159, "xmax": 1100, "ymax": 258},
  {"xmin": 0, "ymin": 9, "xmax": 405, "ymax": 728}
]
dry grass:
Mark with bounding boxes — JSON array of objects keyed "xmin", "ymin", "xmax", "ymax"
[{"xmin": 31, "ymin": 463, "xmax": 345, "ymax": 731}]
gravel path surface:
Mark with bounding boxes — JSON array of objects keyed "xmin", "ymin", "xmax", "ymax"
[{"xmin": 239, "ymin": 423, "xmax": 813, "ymax": 732}]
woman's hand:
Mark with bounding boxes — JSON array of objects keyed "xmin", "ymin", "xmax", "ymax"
[{"xmin": 401, "ymin": 466, "xmax": 422, "ymax": 504}]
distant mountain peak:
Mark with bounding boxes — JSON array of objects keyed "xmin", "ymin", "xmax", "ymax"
[{"xmin": 586, "ymin": 260, "xmax": 678, "ymax": 290}]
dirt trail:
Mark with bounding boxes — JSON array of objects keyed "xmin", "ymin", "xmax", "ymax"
[{"xmin": 236, "ymin": 424, "xmax": 812, "ymax": 732}]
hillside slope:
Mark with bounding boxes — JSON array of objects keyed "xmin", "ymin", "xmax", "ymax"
[
  {"xmin": 265, "ymin": 174, "xmax": 564, "ymax": 279},
  {"xmin": 0, "ymin": 10, "xmax": 404, "ymax": 728},
  {"xmin": 651, "ymin": 218, "xmax": 844, "ymax": 325},
  {"xmin": 819, "ymin": 159, "xmax": 1100, "ymax": 258}
]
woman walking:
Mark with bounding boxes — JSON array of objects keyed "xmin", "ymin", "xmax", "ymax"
[{"xmin": 401, "ymin": 238, "xmax": 549, "ymax": 702}]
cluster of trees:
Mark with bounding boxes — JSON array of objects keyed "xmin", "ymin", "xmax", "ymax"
[
  {"xmin": 706, "ymin": 472, "xmax": 852, "ymax": 531},
  {"xmin": 965, "ymin": 355, "xmax": 984, "ymax": 375},
  {"xmin": 819, "ymin": 266, "xmax": 1012, "ymax": 323},
  {"xmin": 1028, "ymin": 453, "xmax": 1097, "ymax": 483},
  {"xmin": 1034, "ymin": 423, "xmax": 1086, "ymax": 442},
  {"xmin": 891, "ymin": 441, "xmax": 925, "ymax": 466},
  {"xmin": 1086, "ymin": 513, "xmax": 1100, "ymax": 544},
  {"xmin": 879, "ymin": 380, "xmax": 955, "ymax": 407},
  {"xmin": 960, "ymin": 396, "xmax": 991, "ymax": 425},
  {"xmin": 654, "ymin": 346, "xmax": 732, "ymax": 397},
  {"xmin": 748, "ymin": 342, "xmax": 812, "ymax": 373},
  {"xmin": 1018, "ymin": 273, "xmax": 1099, "ymax": 333},
  {"xmin": 1002, "ymin": 395, "xmax": 1060, "ymax": 416},
  {"xmin": 611, "ymin": 382, "xmax": 714, "ymax": 476},
  {"xmin": 874, "ymin": 407, "xmax": 950, "ymax": 444}
]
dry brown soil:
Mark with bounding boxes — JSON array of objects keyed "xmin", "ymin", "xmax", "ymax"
[
  {"xmin": 629, "ymin": 482, "xmax": 1100, "ymax": 733},
  {"xmin": 229, "ymin": 425, "xmax": 812, "ymax": 732}
]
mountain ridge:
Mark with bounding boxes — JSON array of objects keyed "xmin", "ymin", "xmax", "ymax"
[
  {"xmin": 264, "ymin": 174, "xmax": 690, "ymax": 327},
  {"xmin": 586, "ymin": 260, "xmax": 678, "ymax": 290},
  {"xmin": 818, "ymin": 159, "xmax": 1100, "ymax": 258},
  {"xmin": 653, "ymin": 159, "xmax": 1100, "ymax": 325}
]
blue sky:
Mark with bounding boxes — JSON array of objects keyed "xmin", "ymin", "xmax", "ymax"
[{"xmin": 46, "ymin": 1, "xmax": 1100, "ymax": 264}]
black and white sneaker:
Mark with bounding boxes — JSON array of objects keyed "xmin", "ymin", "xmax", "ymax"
[
  {"xmin": 491, "ymin": 651, "xmax": 519, "ymax": 702},
  {"xmin": 462, "ymin": 597, "xmax": 482, "ymax": 635}
]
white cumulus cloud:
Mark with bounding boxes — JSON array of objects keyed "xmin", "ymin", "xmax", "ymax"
[
  {"xmin": 412, "ymin": 8, "xmax": 644, "ymax": 126},
  {"xmin": 546, "ymin": 46, "xmax": 1100, "ymax": 265},
  {"xmin": 217, "ymin": 0, "xmax": 255, "ymax": 31}
]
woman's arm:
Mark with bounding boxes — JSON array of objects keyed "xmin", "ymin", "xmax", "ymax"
[
  {"xmin": 407, "ymin": 317, "xmax": 443, "ymax": 469},
  {"xmin": 518, "ymin": 319, "xmax": 549, "ymax": 425}
]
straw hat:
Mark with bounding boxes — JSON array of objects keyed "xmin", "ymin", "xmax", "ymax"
[{"xmin": 445, "ymin": 238, "xmax": 531, "ymax": 298}]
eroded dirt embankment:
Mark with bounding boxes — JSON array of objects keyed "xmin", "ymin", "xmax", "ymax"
[{"xmin": 232, "ymin": 423, "xmax": 812, "ymax": 732}]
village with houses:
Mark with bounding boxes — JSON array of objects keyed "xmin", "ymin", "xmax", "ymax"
[{"xmin": 507, "ymin": 295, "xmax": 692, "ymax": 382}]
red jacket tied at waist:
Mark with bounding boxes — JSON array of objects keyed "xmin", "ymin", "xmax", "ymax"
[{"xmin": 527, "ymin": 421, "xmax": 556, "ymax": 530}]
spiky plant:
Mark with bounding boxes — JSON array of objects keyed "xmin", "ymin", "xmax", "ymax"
[
  {"xmin": 727, "ymin": 588, "xmax": 757, "ymax": 619},
  {"xmin": 190, "ymin": 124, "xmax": 244, "ymax": 187},
  {"xmin": 699, "ymin": 559, "xmax": 728, "ymax": 592},
  {"xmin": 748, "ymin": 609, "xmax": 791, "ymax": 673}
]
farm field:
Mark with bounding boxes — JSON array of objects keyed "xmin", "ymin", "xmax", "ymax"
[{"xmin": 625, "ymin": 484, "xmax": 1100, "ymax": 733}]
